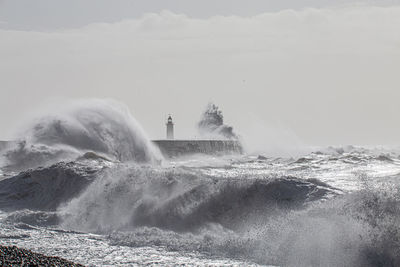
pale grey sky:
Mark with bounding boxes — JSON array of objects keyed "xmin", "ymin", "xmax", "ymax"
[
  {"xmin": 0, "ymin": 0, "xmax": 399, "ymax": 30},
  {"xmin": 1, "ymin": 1, "xmax": 400, "ymax": 153}
]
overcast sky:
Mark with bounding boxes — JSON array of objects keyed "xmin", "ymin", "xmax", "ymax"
[
  {"xmin": 1, "ymin": 0, "xmax": 400, "ymax": 153},
  {"xmin": 2, "ymin": 0, "xmax": 398, "ymax": 30}
]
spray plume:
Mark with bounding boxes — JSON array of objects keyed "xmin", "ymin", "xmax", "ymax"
[{"xmin": 197, "ymin": 103, "xmax": 237, "ymax": 140}]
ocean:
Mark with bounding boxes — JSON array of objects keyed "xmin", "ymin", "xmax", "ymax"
[{"xmin": 0, "ymin": 100, "xmax": 399, "ymax": 266}]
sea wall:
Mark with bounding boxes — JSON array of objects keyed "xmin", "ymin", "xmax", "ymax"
[
  {"xmin": 0, "ymin": 141, "xmax": 16, "ymax": 151},
  {"xmin": 0, "ymin": 140, "xmax": 243, "ymax": 159},
  {"xmin": 152, "ymin": 140, "xmax": 243, "ymax": 158}
]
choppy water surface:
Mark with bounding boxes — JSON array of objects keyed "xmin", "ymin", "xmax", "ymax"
[
  {"xmin": 0, "ymin": 101, "xmax": 399, "ymax": 266},
  {"xmin": 0, "ymin": 147, "xmax": 399, "ymax": 266}
]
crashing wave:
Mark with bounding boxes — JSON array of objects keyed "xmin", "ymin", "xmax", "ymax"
[
  {"xmin": 58, "ymin": 164, "xmax": 335, "ymax": 233},
  {"xmin": 104, "ymin": 186, "xmax": 400, "ymax": 267},
  {"xmin": 1, "ymin": 99, "xmax": 162, "ymax": 171},
  {"xmin": 1, "ymin": 99, "xmax": 399, "ymax": 266},
  {"xmin": 0, "ymin": 161, "xmax": 103, "ymax": 211},
  {"xmin": 0, "ymin": 146, "xmax": 399, "ymax": 266},
  {"xmin": 197, "ymin": 103, "xmax": 238, "ymax": 140}
]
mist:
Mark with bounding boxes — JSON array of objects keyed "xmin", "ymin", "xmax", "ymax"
[
  {"xmin": 1, "ymin": 5, "xmax": 400, "ymax": 148},
  {"xmin": 197, "ymin": 102, "xmax": 238, "ymax": 140}
]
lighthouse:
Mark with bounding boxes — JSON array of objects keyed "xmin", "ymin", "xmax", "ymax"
[{"xmin": 166, "ymin": 115, "xmax": 174, "ymax": 140}]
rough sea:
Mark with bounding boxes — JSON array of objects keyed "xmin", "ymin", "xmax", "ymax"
[{"xmin": 0, "ymin": 100, "xmax": 399, "ymax": 266}]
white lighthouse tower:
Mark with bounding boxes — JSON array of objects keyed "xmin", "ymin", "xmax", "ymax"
[{"xmin": 166, "ymin": 115, "xmax": 174, "ymax": 140}]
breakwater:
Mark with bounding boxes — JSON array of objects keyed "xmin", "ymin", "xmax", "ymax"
[
  {"xmin": 152, "ymin": 140, "xmax": 243, "ymax": 158},
  {"xmin": 0, "ymin": 139, "xmax": 243, "ymax": 159},
  {"xmin": 0, "ymin": 141, "xmax": 15, "ymax": 150}
]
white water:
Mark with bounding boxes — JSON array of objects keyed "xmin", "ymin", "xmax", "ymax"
[
  {"xmin": 1, "ymin": 100, "xmax": 400, "ymax": 266},
  {"xmin": 1, "ymin": 99, "xmax": 162, "ymax": 172}
]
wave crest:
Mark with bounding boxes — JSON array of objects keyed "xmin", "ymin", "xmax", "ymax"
[
  {"xmin": 59, "ymin": 165, "xmax": 334, "ymax": 233},
  {"xmin": 1, "ymin": 99, "xmax": 162, "ymax": 171}
]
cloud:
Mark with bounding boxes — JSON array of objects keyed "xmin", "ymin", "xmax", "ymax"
[{"xmin": 0, "ymin": 6, "xmax": 400, "ymax": 147}]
